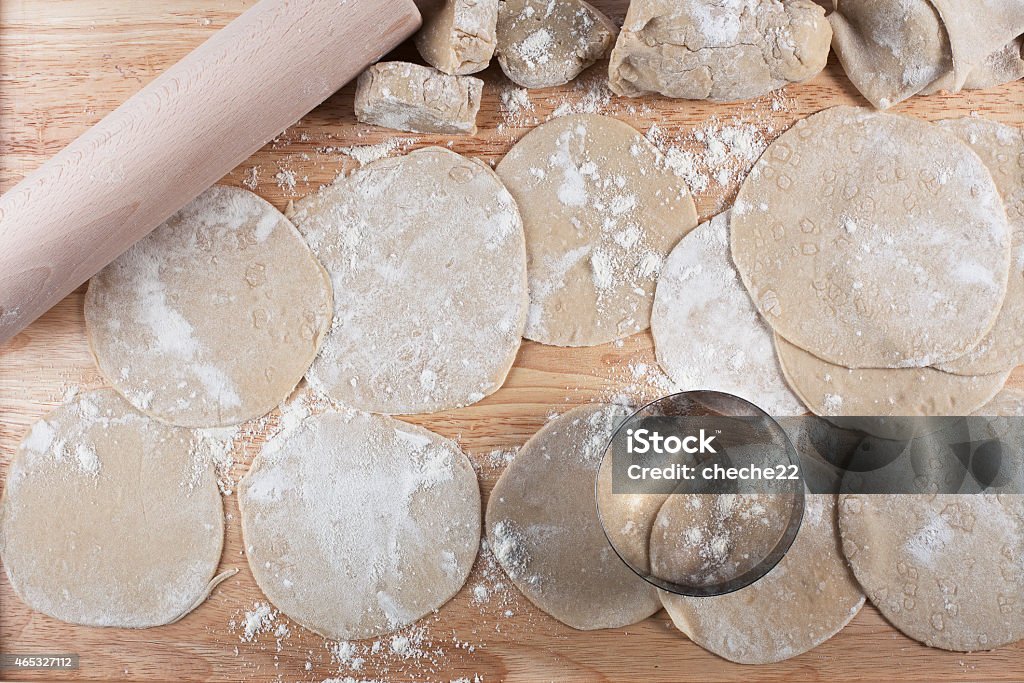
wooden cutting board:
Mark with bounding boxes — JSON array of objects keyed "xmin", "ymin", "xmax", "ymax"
[{"xmin": 2, "ymin": 1, "xmax": 1023, "ymax": 681}]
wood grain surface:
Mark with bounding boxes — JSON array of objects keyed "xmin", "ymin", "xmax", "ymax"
[{"xmin": 2, "ymin": 1, "xmax": 1024, "ymax": 681}]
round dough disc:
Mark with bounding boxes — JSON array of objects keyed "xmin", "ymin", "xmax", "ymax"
[
  {"xmin": 839, "ymin": 494, "xmax": 1024, "ymax": 651},
  {"xmin": 661, "ymin": 494, "xmax": 865, "ymax": 664},
  {"xmin": 731, "ymin": 106, "xmax": 1012, "ymax": 369},
  {"xmin": 289, "ymin": 147, "xmax": 527, "ymax": 414},
  {"xmin": 0, "ymin": 390, "xmax": 224, "ymax": 627},
  {"xmin": 652, "ymin": 211, "xmax": 804, "ymax": 416},
  {"xmin": 86, "ymin": 185, "xmax": 333, "ymax": 428},
  {"xmin": 974, "ymin": 387, "xmax": 1024, "ymax": 416},
  {"xmin": 486, "ymin": 403, "xmax": 661, "ymax": 630},
  {"xmin": 239, "ymin": 409, "xmax": 480, "ymax": 640},
  {"xmin": 934, "ymin": 118, "xmax": 1024, "ymax": 375},
  {"xmin": 496, "ymin": 114, "xmax": 698, "ymax": 346}
]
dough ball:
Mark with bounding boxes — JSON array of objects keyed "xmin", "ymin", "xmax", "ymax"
[
  {"xmin": 354, "ymin": 62, "xmax": 483, "ymax": 135},
  {"xmin": 652, "ymin": 211, "xmax": 804, "ymax": 416},
  {"xmin": 839, "ymin": 494, "xmax": 1024, "ymax": 651},
  {"xmin": 415, "ymin": 0, "xmax": 498, "ymax": 76},
  {"xmin": 486, "ymin": 404, "xmax": 661, "ymax": 629},
  {"xmin": 732, "ymin": 106, "xmax": 1012, "ymax": 369},
  {"xmin": 290, "ymin": 147, "xmax": 528, "ymax": 414},
  {"xmin": 0, "ymin": 390, "xmax": 224, "ymax": 627},
  {"xmin": 239, "ymin": 409, "xmax": 480, "ymax": 640},
  {"xmin": 662, "ymin": 494, "xmax": 865, "ymax": 664},
  {"xmin": 85, "ymin": 185, "xmax": 333, "ymax": 428},
  {"xmin": 496, "ymin": 114, "xmax": 698, "ymax": 346}
]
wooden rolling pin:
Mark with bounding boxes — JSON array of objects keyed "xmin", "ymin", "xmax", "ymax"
[{"xmin": 0, "ymin": 0, "xmax": 438, "ymax": 347}]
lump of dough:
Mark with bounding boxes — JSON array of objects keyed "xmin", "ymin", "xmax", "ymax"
[
  {"xmin": 415, "ymin": 0, "xmax": 499, "ymax": 75},
  {"xmin": 496, "ymin": 0, "xmax": 618, "ymax": 89},
  {"xmin": 239, "ymin": 409, "xmax": 480, "ymax": 640},
  {"xmin": 486, "ymin": 404, "xmax": 661, "ymax": 630},
  {"xmin": 354, "ymin": 61, "xmax": 484, "ymax": 135},
  {"xmin": 85, "ymin": 185, "xmax": 333, "ymax": 428},
  {"xmin": 608, "ymin": 0, "xmax": 832, "ymax": 101},
  {"xmin": 289, "ymin": 146, "xmax": 527, "ymax": 414},
  {"xmin": 0, "ymin": 390, "xmax": 225, "ymax": 627},
  {"xmin": 929, "ymin": 0, "xmax": 1024, "ymax": 92}
]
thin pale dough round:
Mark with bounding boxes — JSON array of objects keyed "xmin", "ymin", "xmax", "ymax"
[
  {"xmin": 652, "ymin": 211, "xmax": 804, "ymax": 416},
  {"xmin": 661, "ymin": 494, "xmax": 864, "ymax": 664},
  {"xmin": 0, "ymin": 390, "xmax": 224, "ymax": 627},
  {"xmin": 496, "ymin": 114, "xmax": 698, "ymax": 347},
  {"xmin": 934, "ymin": 118, "xmax": 1024, "ymax": 375},
  {"xmin": 732, "ymin": 106, "xmax": 1011, "ymax": 369},
  {"xmin": 86, "ymin": 185, "xmax": 333, "ymax": 428},
  {"xmin": 486, "ymin": 404, "xmax": 661, "ymax": 629},
  {"xmin": 290, "ymin": 146, "xmax": 527, "ymax": 414},
  {"xmin": 839, "ymin": 494, "xmax": 1024, "ymax": 651},
  {"xmin": 974, "ymin": 387, "xmax": 1024, "ymax": 416},
  {"xmin": 238, "ymin": 409, "xmax": 480, "ymax": 640}
]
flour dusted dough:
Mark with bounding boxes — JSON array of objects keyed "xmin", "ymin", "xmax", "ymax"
[
  {"xmin": 354, "ymin": 62, "xmax": 484, "ymax": 135},
  {"xmin": 839, "ymin": 494, "xmax": 1024, "ymax": 651},
  {"xmin": 496, "ymin": 114, "xmax": 697, "ymax": 346},
  {"xmin": 652, "ymin": 211, "xmax": 803, "ymax": 416},
  {"xmin": 661, "ymin": 495, "xmax": 864, "ymax": 664},
  {"xmin": 290, "ymin": 147, "xmax": 527, "ymax": 414},
  {"xmin": 608, "ymin": 0, "xmax": 831, "ymax": 101},
  {"xmin": 929, "ymin": 0, "xmax": 1024, "ymax": 93},
  {"xmin": 496, "ymin": 0, "xmax": 617, "ymax": 89},
  {"xmin": 975, "ymin": 388, "xmax": 1024, "ymax": 417},
  {"xmin": 86, "ymin": 185, "xmax": 332, "ymax": 428},
  {"xmin": 486, "ymin": 404, "xmax": 661, "ymax": 630},
  {"xmin": 0, "ymin": 390, "xmax": 224, "ymax": 627},
  {"xmin": 934, "ymin": 118, "xmax": 1024, "ymax": 376},
  {"xmin": 415, "ymin": 0, "xmax": 498, "ymax": 75},
  {"xmin": 239, "ymin": 410, "xmax": 480, "ymax": 640},
  {"xmin": 732, "ymin": 106, "xmax": 1012, "ymax": 369}
]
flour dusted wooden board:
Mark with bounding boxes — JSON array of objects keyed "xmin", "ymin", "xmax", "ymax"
[{"xmin": 2, "ymin": 1, "xmax": 1023, "ymax": 681}]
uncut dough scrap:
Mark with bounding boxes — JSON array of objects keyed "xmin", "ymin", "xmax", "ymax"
[
  {"xmin": 652, "ymin": 211, "xmax": 804, "ymax": 416},
  {"xmin": 355, "ymin": 61, "xmax": 484, "ymax": 135},
  {"xmin": 239, "ymin": 410, "xmax": 480, "ymax": 640},
  {"xmin": 934, "ymin": 118, "xmax": 1024, "ymax": 376},
  {"xmin": 608, "ymin": 0, "xmax": 832, "ymax": 101},
  {"xmin": 289, "ymin": 147, "xmax": 527, "ymax": 414},
  {"xmin": 85, "ymin": 185, "xmax": 332, "ymax": 428},
  {"xmin": 486, "ymin": 404, "xmax": 661, "ymax": 630},
  {"xmin": 0, "ymin": 390, "xmax": 224, "ymax": 627},
  {"xmin": 496, "ymin": 0, "xmax": 618, "ymax": 89},
  {"xmin": 415, "ymin": 0, "xmax": 499, "ymax": 75},
  {"xmin": 496, "ymin": 114, "xmax": 698, "ymax": 346},
  {"xmin": 839, "ymin": 494, "xmax": 1024, "ymax": 651},
  {"xmin": 661, "ymin": 494, "xmax": 864, "ymax": 664},
  {"xmin": 731, "ymin": 106, "xmax": 1012, "ymax": 369}
]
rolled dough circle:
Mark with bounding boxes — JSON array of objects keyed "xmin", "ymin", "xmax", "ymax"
[
  {"xmin": 652, "ymin": 211, "xmax": 804, "ymax": 416},
  {"xmin": 290, "ymin": 146, "xmax": 528, "ymax": 414},
  {"xmin": 974, "ymin": 387, "xmax": 1024, "ymax": 416},
  {"xmin": 496, "ymin": 114, "xmax": 698, "ymax": 346},
  {"xmin": 0, "ymin": 390, "xmax": 224, "ymax": 627},
  {"xmin": 661, "ymin": 494, "xmax": 865, "ymax": 664},
  {"xmin": 839, "ymin": 494, "xmax": 1024, "ymax": 651},
  {"xmin": 731, "ymin": 106, "xmax": 1012, "ymax": 369},
  {"xmin": 85, "ymin": 185, "xmax": 333, "ymax": 428},
  {"xmin": 238, "ymin": 409, "xmax": 480, "ymax": 640},
  {"xmin": 486, "ymin": 404, "xmax": 661, "ymax": 629}
]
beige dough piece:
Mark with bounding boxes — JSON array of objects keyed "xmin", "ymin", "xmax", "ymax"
[
  {"xmin": 732, "ymin": 106, "xmax": 1012, "ymax": 369},
  {"xmin": 608, "ymin": 0, "xmax": 831, "ymax": 101},
  {"xmin": 415, "ymin": 0, "xmax": 499, "ymax": 75},
  {"xmin": 652, "ymin": 211, "xmax": 804, "ymax": 416},
  {"xmin": 929, "ymin": 0, "xmax": 1024, "ymax": 92},
  {"xmin": 662, "ymin": 494, "xmax": 864, "ymax": 664},
  {"xmin": 839, "ymin": 494, "xmax": 1024, "ymax": 651},
  {"xmin": 974, "ymin": 387, "xmax": 1024, "ymax": 417},
  {"xmin": 239, "ymin": 409, "xmax": 480, "ymax": 640},
  {"xmin": 85, "ymin": 185, "xmax": 332, "ymax": 428},
  {"xmin": 289, "ymin": 147, "xmax": 527, "ymax": 414},
  {"xmin": 496, "ymin": 0, "xmax": 618, "ymax": 89},
  {"xmin": 775, "ymin": 335, "xmax": 1009, "ymax": 418},
  {"xmin": 354, "ymin": 62, "xmax": 484, "ymax": 135},
  {"xmin": 0, "ymin": 390, "xmax": 225, "ymax": 627},
  {"xmin": 486, "ymin": 404, "xmax": 661, "ymax": 630},
  {"xmin": 496, "ymin": 114, "xmax": 698, "ymax": 346},
  {"xmin": 934, "ymin": 118, "xmax": 1024, "ymax": 376}
]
